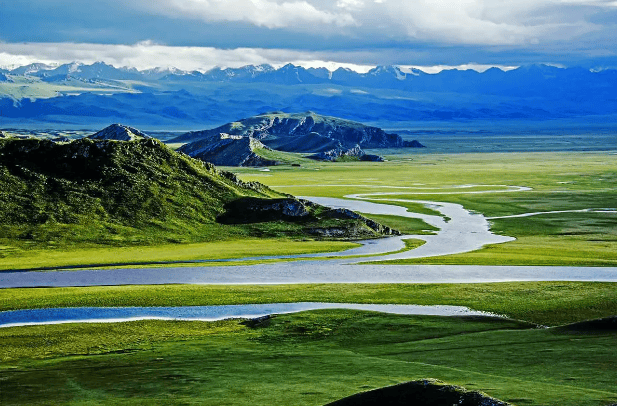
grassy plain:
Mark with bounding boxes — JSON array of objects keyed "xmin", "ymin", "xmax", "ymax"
[
  {"xmin": 234, "ymin": 151, "xmax": 617, "ymax": 266},
  {"xmin": 2, "ymin": 150, "xmax": 616, "ymax": 405},
  {"xmin": 1, "ymin": 310, "xmax": 616, "ymax": 406},
  {"xmin": 0, "ymin": 238, "xmax": 358, "ymax": 271}
]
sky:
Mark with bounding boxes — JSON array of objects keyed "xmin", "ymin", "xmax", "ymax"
[{"xmin": 0, "ymin": 0, "xmax": 616, "ymax": 71}]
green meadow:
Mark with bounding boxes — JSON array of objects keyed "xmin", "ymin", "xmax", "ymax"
[
  {"xmin": 1, "ymin": 307, "xmax": 616, "ymax": 406},
  {"xmin": 2, "ymin": 150, "xmax": 616, "ymax": 405},
  {"xmin": 235, "ymin": 151, "xmax": 617, "ymax": 266}
]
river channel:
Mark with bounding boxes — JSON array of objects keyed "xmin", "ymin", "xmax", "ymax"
[{"xmin": 1, "ymin": 194, "xmax": 616, "ymax": 288}]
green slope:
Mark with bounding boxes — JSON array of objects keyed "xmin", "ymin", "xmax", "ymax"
[{"xmin": 0, "ymin": 138, "xmax": 392, "ymax": 252}]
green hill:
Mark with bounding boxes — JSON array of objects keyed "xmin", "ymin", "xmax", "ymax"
[{"xmin": 0, "ymin": 138, "xmax": 395, "ymax": 250}]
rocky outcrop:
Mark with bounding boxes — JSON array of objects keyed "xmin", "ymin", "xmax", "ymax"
[
  {"xmin": 0, "ymin": 131, "xmax": 8, "ymax": 139},
  {"xmin": 169, "ymin": 112, "xmax": 424, "ymax": 150},
  {"xmin": 307, "ymin": 207, "xmax": 400, "ymax": 237},
  {"xmin": 307, "ymin": 144, "xmax": 365, "ymax": 161},
  {"xmin": 178, "ymin": 134, "xmax": 277, "ymax": 167},
  {"xmin": 51, "ymin": 136, "xmax": 72, "ymax": 143},
  {"xmin": 218, "ymin": 197, "xmax": 400, "ymax": 239},
  {"xmin": 324, "ymin": 379, "xmax": 512, "ymax": 406},
  {"xmin": 217, "ymin": 197, "xmax": 310, "ymax": 223},
  {"xmin": 89, "ymin": 124, "xmax": 151, "ymax": 141}
]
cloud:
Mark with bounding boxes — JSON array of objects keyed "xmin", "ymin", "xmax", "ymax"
[
  {"xmin": 2, "ymin": 40, "xmax": 617, "ymax": 72},
  {"xmin": 132, "ymin": 0, "xmax": 612, "ymax": 46},
  {"xmin": 0, "ymin": 41, "xmax": 373, "ymax": 71},
  {"xmin": 140, "ymin": 0, "xmax": 357, "ymax": 30}
]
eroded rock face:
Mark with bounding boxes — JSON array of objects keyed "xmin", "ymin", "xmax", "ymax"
[
  {"xmin": 170, "ymin": 112, "xmax": 424, "ymax": 150},
  {"xmin": 308, "ymin": 144, "xmax": 365, "ymax": 161},
  {"xmin": 178, "ymin": 134, "xmax": 277, "ymax": 167}
]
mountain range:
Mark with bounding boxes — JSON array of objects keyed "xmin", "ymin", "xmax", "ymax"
[{"xmin": 1, "ymin": 62, "xmax": 617, "ymax": 128}]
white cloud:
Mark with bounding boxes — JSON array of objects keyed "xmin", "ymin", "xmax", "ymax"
[
  {"xmin": 140, "ymin": 0, "xmax": 357, "ymax": 30},
  {"xmin": 0, "ymin": 42, "xmax": 524, "ymax": 73},
  {"xmin": 0, "ymin": 41, "xmax": 381, "ymax": 71},
  {"xmin": 126, "ymin": 0, "xmax": 611, "ymax": 46}
]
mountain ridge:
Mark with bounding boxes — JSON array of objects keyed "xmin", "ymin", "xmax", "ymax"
[
  {"xmin": 2, "ymin": 61, "xmax": 617, "ymax": 126},
  {"xmin": 173, "ymin": 112, "xmax": 423, "ymax": 165}
]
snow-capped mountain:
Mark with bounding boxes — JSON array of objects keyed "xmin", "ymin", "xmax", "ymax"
[{"xmin": 1, "ymin": 61, "xmax": 617, "ymax": 127}]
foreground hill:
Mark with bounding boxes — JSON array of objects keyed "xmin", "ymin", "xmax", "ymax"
[{"xmin": 0, "ymin": 138, "xmax": 395, "ymax": 248}]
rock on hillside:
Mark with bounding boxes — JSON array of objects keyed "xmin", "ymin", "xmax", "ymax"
[
  {"xmin": 218, "ymin": 197, "xmax": 400, "ymax": 239},
  {"xmin": 307, "ymin": 144, "xmax": 365, "ymax": 161},
  {"xmin": 0, "ymin": 131, "xmax": 8, "ymax": 138},
  {"xmin": 170, "ymin": 111, "xmax": 424, "ymax": 149},
  {"xmin": 89, "ymin": 124, "xmax": 151, "ymax": 141},
  {"xmin": 178, "ymin": 133, "xmax": 278, "ymax": 166},
  {"xmin": 324, "ymin": 379, "xmax": 512, "ymax": 406}
]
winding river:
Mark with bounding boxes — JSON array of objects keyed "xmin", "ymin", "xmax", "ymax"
[{"xmin": 1, "ymin": 189, "xmax": 616, "ymax": 288}]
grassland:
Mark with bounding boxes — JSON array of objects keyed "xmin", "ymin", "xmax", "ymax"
[
  {"xmin": 233, "ymin": 151, "xmax": 617, "ymax": 266},
  {"xmin": 2, "ymin": 149, "xmax": 617, "ymax": 405},
  {"xmin": 1, "ymin": 309, "xmax": 616, "ymax": 406},
  {"xmin": 0, "ymin": 238, "xmax": 358, "ymax": 271}
]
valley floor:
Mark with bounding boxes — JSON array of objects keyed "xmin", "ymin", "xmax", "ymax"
[{"xmin": 1, "ymin": 150, "xmax": 616, "ymax": 405}]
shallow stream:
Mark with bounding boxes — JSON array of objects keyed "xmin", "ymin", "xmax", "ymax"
[{"xmin": 0, "ymin": 303, "xmax": 500, "ymax": 328}]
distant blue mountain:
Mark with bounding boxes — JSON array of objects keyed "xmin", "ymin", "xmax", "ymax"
[
  {"xmin": 1, "ymin": 61, "xmax": 617, "ymax": 126},
  {"xmin": 8, "ymin": 63, "xmax": 55, "ymax": 76},
  {"xmin": 38, "ymin": 62, "xmax": 142, "ymax": 83}
]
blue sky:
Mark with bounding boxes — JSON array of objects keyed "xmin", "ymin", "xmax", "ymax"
[{"xmin": 1, "ymin": 0, "xmax": 616, "ymax": 71}]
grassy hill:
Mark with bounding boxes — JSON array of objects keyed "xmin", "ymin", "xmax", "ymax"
[{"xmin": 0, "ymin": 138, "xmax": 393, "ymax": 251}]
